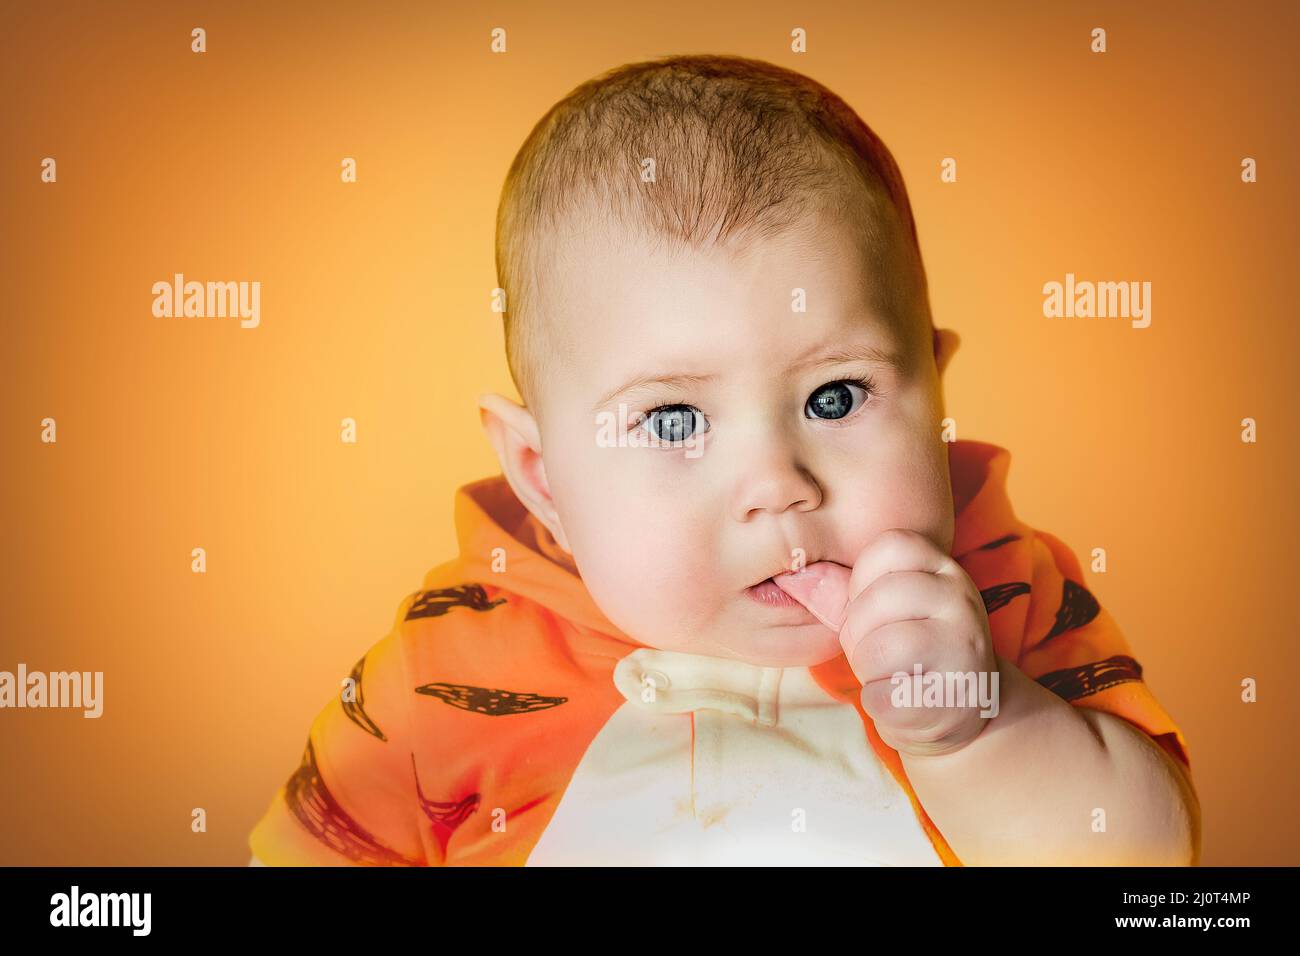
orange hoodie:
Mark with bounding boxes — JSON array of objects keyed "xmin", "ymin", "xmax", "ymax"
[{"xmin": 248, "ymin": 438, "xmax": 1192, "ymax": 866}]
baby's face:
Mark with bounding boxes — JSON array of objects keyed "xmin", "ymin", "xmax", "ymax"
[{"xmin": 532, "ymin": 209, "xmax": 953, "ymax": 667}]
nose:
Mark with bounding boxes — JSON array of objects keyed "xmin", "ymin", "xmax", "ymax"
[{"xmin": 730, "ymin": 446, "xmax": 823, "ymax": 522}]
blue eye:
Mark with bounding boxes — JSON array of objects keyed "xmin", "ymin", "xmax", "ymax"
[
  {"xmin": 639, "ymin": 405, "xmax": 708, "ymax": 443},
  {"xmin": 805, "ymin": 378, "xmax": 874, "ymax": 420}
]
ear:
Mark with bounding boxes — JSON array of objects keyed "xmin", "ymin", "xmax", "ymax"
[
  {"xmin": 933, "ymin": 327, "xmax": 961, "ymax": 377},
  {"xmin": 476, "ymin": 392, "xmax": 572, "ymax": 553}
]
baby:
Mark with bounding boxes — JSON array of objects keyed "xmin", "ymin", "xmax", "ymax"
[{"xmin": 249, "ymin": 54, "xmax": 1199, "ymax": 866}]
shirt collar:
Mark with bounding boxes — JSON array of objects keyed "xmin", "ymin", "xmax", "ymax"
[{"xmin": 612, "ymin": 647, "xmax": 787, "ymax": 726}]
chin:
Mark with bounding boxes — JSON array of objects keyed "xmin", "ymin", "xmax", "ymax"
[{"xmin": 718, "ymin": 624, "xmax": 845, "ymax": 668}]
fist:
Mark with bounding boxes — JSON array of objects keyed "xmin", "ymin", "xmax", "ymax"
[{"xmin": 774, "ymin": 528, "xmax": 999, "ymax": 757}]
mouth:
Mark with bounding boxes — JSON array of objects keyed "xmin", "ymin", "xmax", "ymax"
[
  {"xmin": 748, "ymin": 568, "xmax": 781, "ymax": 589},
  {"xmin": 745, "ymin": 572, "xmax": 806, "ymax": 609},
  {"xmin": 745, "ymin": 554, "xmax": 820, "ymax": 591}
]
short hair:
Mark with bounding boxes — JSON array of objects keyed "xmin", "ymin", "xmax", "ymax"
[{"xmin": 494, "ymin": 53, "xmax": 933, "ymax": 411}]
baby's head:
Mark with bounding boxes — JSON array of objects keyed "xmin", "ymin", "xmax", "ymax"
[{"xmin": 480, "ymin": 54, "xmax": 961, "ymax": 667}]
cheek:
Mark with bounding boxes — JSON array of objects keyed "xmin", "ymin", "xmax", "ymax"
[
  {"xmin": 547, "ymin": 445, "xmax": 721, "ymax": 640},
  {"xmin": 570, "ymin": 510, "xmax": 721, "ymax": 644},
  {"xmin": 830, "ymin": 438, "xmax": 952, "ymax": 553},
  {"xmin": 581, "ymin": 544, "xmax": 705, "ymax": 634}
]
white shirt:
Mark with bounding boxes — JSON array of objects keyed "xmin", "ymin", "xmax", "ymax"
[{"xmin": 525, "ymin": 646, "xmax": 943, "ymax": 866}]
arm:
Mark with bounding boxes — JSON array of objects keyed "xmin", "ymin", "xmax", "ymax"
[
  {"xmin": 247, "ymin": 592, "xmax": 436, "ymax": 866},
  {"xmin": 775, "ymin": 527, "xmax": 1198, "ymax": 867},
  {"xmin": 900, "ymin": 654, "xmax": 1200, "ymax": 866}
]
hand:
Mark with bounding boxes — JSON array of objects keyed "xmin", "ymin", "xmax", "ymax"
[{"xmin": 773, "ymin": 528, "xmax": 1000, "ymax": 757}]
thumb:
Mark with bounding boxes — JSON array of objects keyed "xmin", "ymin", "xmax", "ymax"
[{"xmin": 772, "ymin": 561, "xmax": 852, "ymax": 632}]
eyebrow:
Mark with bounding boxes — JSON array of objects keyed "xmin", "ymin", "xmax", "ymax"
[{"xmin": 591, "ymin": 339, "xmax": 906, "ymax": 412}]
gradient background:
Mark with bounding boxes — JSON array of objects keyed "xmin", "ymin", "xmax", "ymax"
[{"xmin": 1, "ymin": 0, "xmax": 1295, "ymax": 866}]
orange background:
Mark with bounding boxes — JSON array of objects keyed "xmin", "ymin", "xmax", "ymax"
[{"xmin": 1, "ymin": 0, "xmax": 1295, "ymax": 865}]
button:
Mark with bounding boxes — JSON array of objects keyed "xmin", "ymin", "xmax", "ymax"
[{"xmin": 641, "ymin": 669, "xmax": 671, "ymax": 690}]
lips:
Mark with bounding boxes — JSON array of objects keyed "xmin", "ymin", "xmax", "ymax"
[
  {"xmin": 746, "ymin": 561, "xmax": 812, "ymax": 591},
  {"xmin": 746, "ymin": 574, "xmax": 805, "ymax": 608}
]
